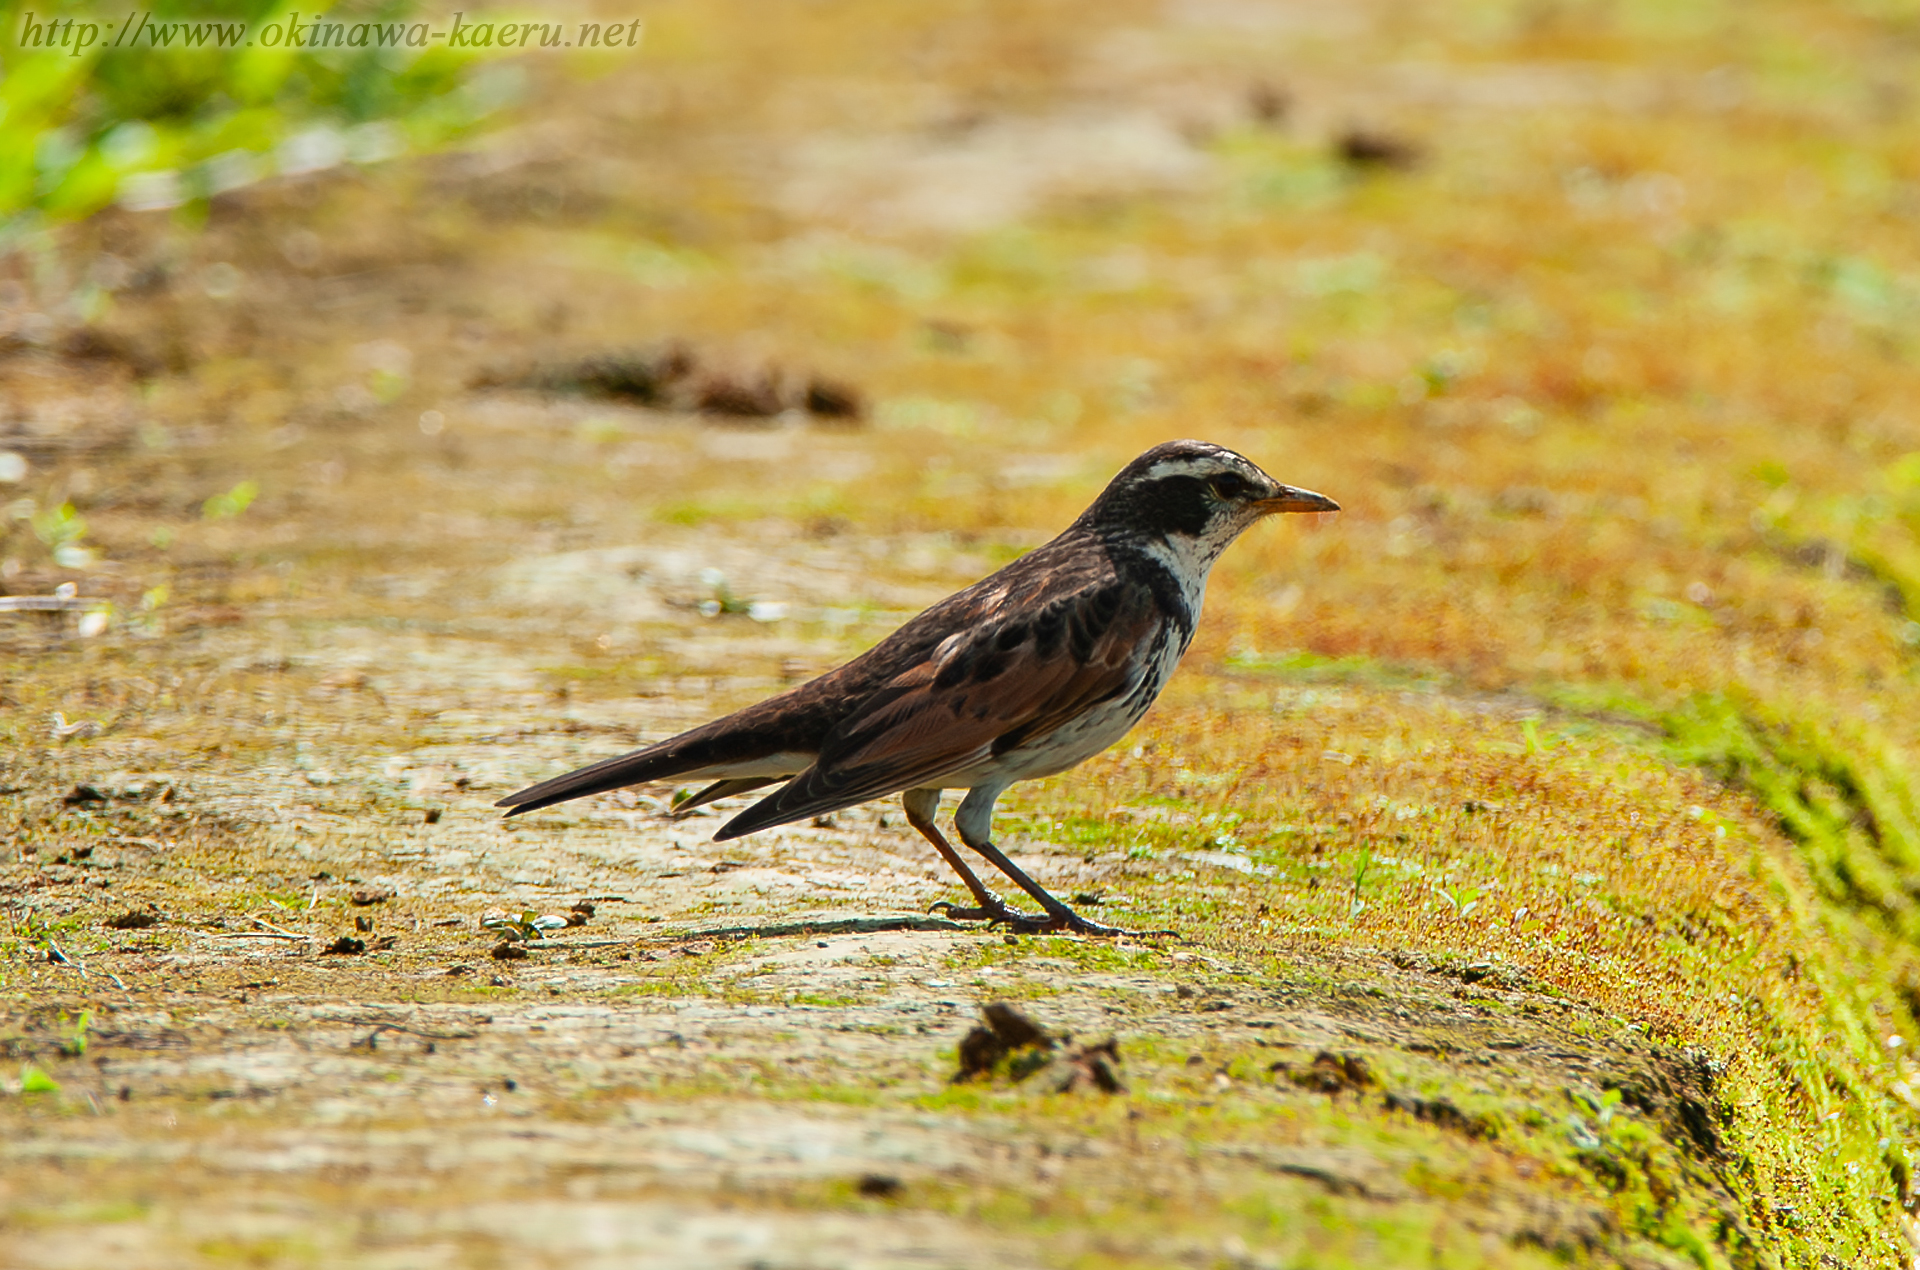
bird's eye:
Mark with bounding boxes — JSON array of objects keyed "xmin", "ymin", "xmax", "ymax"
[{"xmin": 1209, "ymin": 474, "xmax": 1249, "ymax": 500}]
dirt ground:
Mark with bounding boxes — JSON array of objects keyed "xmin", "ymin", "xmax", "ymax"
[
  {"xmin": 2, "ymin": 422, "xmax": 1750, "ymax": 1267},
  {"xmin": 6, "ymin": 1, "xmax": 1920, "ymax": 1266}
]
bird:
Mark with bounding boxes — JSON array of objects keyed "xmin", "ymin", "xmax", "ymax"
[{"xmin": 497, "ymin": 439, "xmax": 1337, "ymax": 935}]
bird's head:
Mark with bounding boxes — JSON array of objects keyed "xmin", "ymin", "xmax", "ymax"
[{"xmin": 1080, "ymin": 440, "xmax": 1338, "ymax": 560}]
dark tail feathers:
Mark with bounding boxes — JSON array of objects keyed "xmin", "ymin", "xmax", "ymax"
[{"xmin": 497, "ymin": 743, "xmax": 687, "ymax": 816}]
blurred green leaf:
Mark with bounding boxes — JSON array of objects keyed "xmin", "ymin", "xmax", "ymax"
[
  {"xmin": 0, "ymin": 0, "xmax": 516, "ymax": 225},
  {"xmin": 29, "ymin": 500, "xmax": 86, "ymax": 549},
  {"xmin": 203, "ymin": 479, "xmax": 258, "ymax": 520}
]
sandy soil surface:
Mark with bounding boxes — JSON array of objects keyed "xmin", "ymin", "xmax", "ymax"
[{"xmin": 6, "ymin": 1, "xmax": 1918, "ymax": 1266}]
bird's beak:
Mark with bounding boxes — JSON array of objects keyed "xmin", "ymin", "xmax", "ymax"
[{"xmin": 1255, "ymin": 485, "xmax": 1340, "ymax": 515}]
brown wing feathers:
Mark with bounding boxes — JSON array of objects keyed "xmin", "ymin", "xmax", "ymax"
[
  {"xmin": 497, "ymin": 528, "xmax": 1137, "ymax": 823},
  {"xmin": 714, "ymin": 581, "xmax": 1148, "ymax": 840}
]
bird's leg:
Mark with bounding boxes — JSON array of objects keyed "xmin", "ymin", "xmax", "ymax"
[
  {"xmin": 951, "ymin": 788, "xmax": 1173, "ymax": 938},
  {"xmin": 956, "ymin": 832, "xmax": 1143, "ymax": 936},
  {"xmin": 901, "ymin": 789, "xmax": 1053, "ymax": 931}
]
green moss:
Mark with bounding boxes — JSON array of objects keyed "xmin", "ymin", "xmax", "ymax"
[
  {"xmin": 1222, "ymin": 648, "xmax": 1452, "ymax": 693},
  {"xmin": 1665, "ymin": 693, "xmax": 1920, "ymax": 944}
]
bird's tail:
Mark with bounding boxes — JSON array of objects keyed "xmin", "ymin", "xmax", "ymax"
[
  {"xmin": 497, "ymin": 673, "xmax": 836, "ymax": 819},
  {"xmin": 495, "ymin": 742, "xmax": 694, "ymax": 816}
]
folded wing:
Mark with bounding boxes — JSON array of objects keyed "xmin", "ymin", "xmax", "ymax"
[{"xmin": 715, "ymin": 579, "xmax": 1152, "ymax": 839}]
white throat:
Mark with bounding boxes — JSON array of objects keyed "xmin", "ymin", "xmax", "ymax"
[
  {"xmin": 1134, "ymin": 532, "xmax": 1215, "ymax": 619},
  {"xmin": 1131, "ymin": 507, "xmax": 1263, "ymax": 621}
]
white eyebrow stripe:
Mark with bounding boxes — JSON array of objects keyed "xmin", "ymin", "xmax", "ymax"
[{"xmin": 1142, "ymin": 456, "xmax": 1226, "ymax": 480}]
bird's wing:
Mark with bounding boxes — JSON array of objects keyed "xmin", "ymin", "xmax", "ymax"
[
  {"xmin": 494, "ymin": 537, "xmax": 1090, "ymax": 819},
  {"xmin": 715, "ymin": 579, "xmax": 1154, "ymax": 838}
]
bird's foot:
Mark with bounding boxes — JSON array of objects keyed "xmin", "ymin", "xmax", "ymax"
[
  {"xmin": 930, "ymin": 898, "xmax": 1176, "ymax": 939},
  {"xmin": 930, "ymin": 898, "xmax": 1054, "ymax": 934},
  {"xmin": 1045, "ymin": 909, "xmax": 1180, "ymax": 939}
]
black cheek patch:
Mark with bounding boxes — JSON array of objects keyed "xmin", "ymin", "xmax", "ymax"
[{"xmin": 1141, "ymin": 476, "xmax": 1213, "ymax": 538}]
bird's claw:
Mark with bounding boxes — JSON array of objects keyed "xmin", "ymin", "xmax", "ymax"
[
  {"xmin": 1042, "ymin": 911, "xmax": 1179, "ymax": 938},
  {"xmin": 929, "ymin": 898, "xmax": 1053, "ymax": 933},
  {"xmin": 930, "ymin": 898, "xmax": 1174, "ymax": 939}
]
